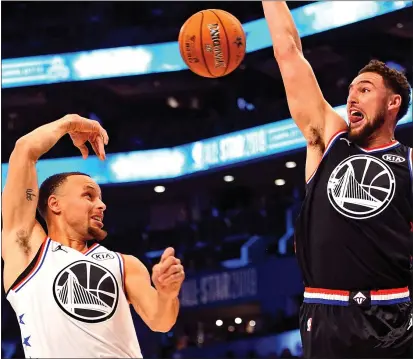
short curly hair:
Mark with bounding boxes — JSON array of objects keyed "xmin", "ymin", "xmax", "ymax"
[
  {"xmin": 38, "ymin": 172, "xmax": 90, "ymax": 220},
  {"xmin": 358, "ymin": 60, "xmax": 411, "ymax": 122}
]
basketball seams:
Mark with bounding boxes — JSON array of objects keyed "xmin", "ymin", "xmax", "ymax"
[
  {"xmin": 209, "ymin": 9, "xmax": 231, "ymax": 77},
  {"xmin": 179, "ymin": 9, "xmax": 245, "ymax": 78},
  {"xmin": 199, "ymin": 11, "xmax": 215, "ymax": 78},
  {"xmin": 216, "ymin": 9, "xmax": 246, "ymax": 71},
  {"xmin": 179, "ymin": 11, "xmax": 210, "ymax": 76}
]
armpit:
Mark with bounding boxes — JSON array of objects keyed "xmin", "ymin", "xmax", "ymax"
[
  {"xmin": 16, "ymin": 229, "xmax": 31, "ymax": 254},
  {"xmin": 307, "ymin": 126, "xmax": 325, "ymax": 153}
]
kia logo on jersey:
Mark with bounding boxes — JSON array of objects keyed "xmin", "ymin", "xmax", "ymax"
[
  {"xmin": 53, "ymin": 260, "xmax": 119, "ymax": 323},
  {"xmin": 382, "ymin": 154, "xmax": 405, "ymax": 163},
  {"xmin": 92, "ymin": 252, "xmax": 115, "ymax": 261}
]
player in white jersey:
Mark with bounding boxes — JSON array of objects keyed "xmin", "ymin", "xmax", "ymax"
[{"xmin": 2, "ymin": 115, "xmax": 185, "ymax": 358}]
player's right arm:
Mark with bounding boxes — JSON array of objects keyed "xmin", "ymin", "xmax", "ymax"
[
  {"xmin": 2, "ymin": 115, "xmax": 108, "ymax": 291},
  {"xmin": 262, "ymin": 1, "xmax": 347, "ymax": 179},
  {"xmin": 2, "ymin": 120, "xmax": 69, "ymax": 258}
]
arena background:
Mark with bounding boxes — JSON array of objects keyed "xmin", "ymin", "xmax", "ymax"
[{"xmin": 1, "ymin": 1, "xmax": 412, "ymax": 358}]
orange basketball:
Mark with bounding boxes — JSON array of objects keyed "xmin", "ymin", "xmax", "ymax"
[{"xmin": 178, "ymin": 9, "xmax": 246, "ymax": 78}]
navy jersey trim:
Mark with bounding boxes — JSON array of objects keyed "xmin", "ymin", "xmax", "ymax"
[
  {"xmin": 84, "ymin": 243, "xmax": 100, "ymax": 256},
  {"xmin": 6, "ymin": 237, "xmax": 51, "ymax": 296},
  {"xmin": 114, "ymin": 252, "xmax": 126, "ymax": 293}
]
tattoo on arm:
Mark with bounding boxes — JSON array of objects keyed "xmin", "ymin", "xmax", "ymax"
[{"xmin": 26, "ymin": 189, "xmax": 36, "ymax": 201}]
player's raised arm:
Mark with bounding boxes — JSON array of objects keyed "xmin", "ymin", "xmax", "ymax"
[
  {"xmin": 2, "ymin": 121, "xmax": 65, "ymax": 259},
  {"xmin": 1, "ymin": 115, "xmax": 108, "ymax": 261},
  {"xmin": 262, "ymin": 1, "xmax": 347, "ymax": 149}
]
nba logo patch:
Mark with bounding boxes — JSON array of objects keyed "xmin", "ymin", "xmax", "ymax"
[{"xmin": 307, "ymin": 318, "xmax": 312, "ymax": 332}]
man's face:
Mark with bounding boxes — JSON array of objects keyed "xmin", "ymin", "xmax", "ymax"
[
  {"xmin": 52, "ymin": 175, "xmax": 107, "ymax": 241},
  {"xmin": 347, "ymin": 72, "xmax": 389, "ymax": 144}
]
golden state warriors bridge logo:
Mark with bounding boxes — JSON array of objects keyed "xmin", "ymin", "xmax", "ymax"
[
  {"xmin": 53, "ymin": 260, "xmax": 118, "ymax": 323},
  {"xmin": 327, "ymin": 155, "xmax": 396, "ymax": 219}
]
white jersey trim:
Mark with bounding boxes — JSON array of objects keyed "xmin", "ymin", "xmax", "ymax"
[
  {"xmin": 114, "ymin": 252, "xmax": 125, "ymax": 292},
  {"xmin": 306, "ymin": 130, "xmax": 347, "ymax": 184},
  {"xmin": 408, "ymin": 147, "xmax": 413, "ymax": 183},
  {"xmin": 356, "ymin": 141, "xmax": 400, "ymax": 153}
]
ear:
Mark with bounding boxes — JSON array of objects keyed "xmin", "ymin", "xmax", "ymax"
[
  {"xmin": 387, "ymin": 94, "xmax": 401, "ymax": 112},
  {"xmin": 48, "ymin": 195, "xmax": 62, "ymax": 215}
]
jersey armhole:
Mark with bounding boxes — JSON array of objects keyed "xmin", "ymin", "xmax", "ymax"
[
  {"xmin": 115, "ymin": 252, "xmax": 127, "ymax": 299},
  {"xmin": 408, "ymin": 148, "xmax": 413, "ymax": 208},
  {"xmin": 306, "ymin": 130, "xmax": 348, "ymax": 184},
  {"xmin": 6, "ymin": 237, "xmax": 50, "ymax": 296}
]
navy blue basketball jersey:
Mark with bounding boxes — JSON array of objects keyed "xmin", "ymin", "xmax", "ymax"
[{"xmin": 295, "ymin": 131, "xmax": 413, "ymax": 290}]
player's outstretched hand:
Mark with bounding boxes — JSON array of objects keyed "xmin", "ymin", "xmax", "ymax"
[
  {"xmin": 62, "ymin": 114, "xmax": 109, "ymax": 160},
  {"xmin": 152, "ymin": 247, "xmax": 185, "ymax": 299}
]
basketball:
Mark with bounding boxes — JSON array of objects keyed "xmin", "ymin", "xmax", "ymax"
[{"xmin": 178, "ymin": 9, "xmax": 246, "ymax": 78}]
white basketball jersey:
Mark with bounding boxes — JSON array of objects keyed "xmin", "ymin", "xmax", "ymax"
[{"xmin": 6, "ymin": 238, "xmax": 143, "ymax": 358}]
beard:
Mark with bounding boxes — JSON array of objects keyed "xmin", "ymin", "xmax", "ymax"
[
  {"xmin": 88, "ymin": 225, "xmax": 107, "ymax": 241},
  {"xmin": 348, "ymin": 109, "xmax": 386, "ymax": 146}
]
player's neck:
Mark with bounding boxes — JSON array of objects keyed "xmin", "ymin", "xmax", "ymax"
[
  {"xmin": 360, "ymin": 135, "xmax": 396, "ymax": 149},
  {"xmin": 47, "ymin": 222, "xmax": 89, "ymax": 253},
  {"xmin": 357, "ymin": 122, "xmax": 396, "ymax": 149}
]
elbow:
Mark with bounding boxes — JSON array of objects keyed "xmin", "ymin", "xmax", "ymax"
[
  {"xmin": 13, "ymin": 137, "xmax": 30, "ymax": 153},
  {"xmin": 12, "ymin": 137, "xmax": 37, "ymax": 162},
  {"xmin": 150, "ymin": 321, "xmax": 176, "ymax": 333},
  {"xmin": 272, "ymin": 35, "xmax": 301, "ymax": 60}
]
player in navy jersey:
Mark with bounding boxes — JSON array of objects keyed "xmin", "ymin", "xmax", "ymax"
[
  {"xmin": 2, "ymin": 116, "xmax": 185, "ymax": 358},
  {"xmin": 262, "ymin": 1, "xmax": 412, "ymax": 358}
]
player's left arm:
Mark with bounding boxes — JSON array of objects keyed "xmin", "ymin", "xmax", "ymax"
[{"xmin": 122, "ymin": 248, "xmax": 184, "ymax": 332}]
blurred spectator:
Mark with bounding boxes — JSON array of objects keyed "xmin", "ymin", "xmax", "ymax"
[
  {"xmin": 247, "ymin": 349, "xmax": 260, "ymax": 358},
  {"xmin": 280, "ymin": 348, "xmax": 296, "ymax": 358}
]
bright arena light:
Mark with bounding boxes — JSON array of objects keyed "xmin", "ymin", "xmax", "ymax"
[
  {"xmin": 224, "ymin": 175, "xmax": 234, "ymax": 182},
  {"xmin": 249, "ymin": 320, "xmax": 256, "ymax": 327},
  {"xmin": 274, "ymin": 179, "xmax": 286, "ymax": 186},
  {"xmin": 285, "ymin": 161, "xmax": 296, "ymax": 168},
  {"xmin": 154, "ymin": 185, "xmax": 165, "ymax": 193},
  {"xmin": 216, "ymin": 319, "xmax": 223, "ymax": 327},
  {"xmin": 167, "ymin": 97, "xmax": 179, "ymax": 108},
  {"xmin": 235, "ymin": 317, "xmax": 242, "ymax": 324}
]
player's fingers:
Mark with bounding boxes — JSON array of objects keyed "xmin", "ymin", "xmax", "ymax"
[
  {"xmin": 152, "ymin": 263, "xmax": 161, "ymax": 277},
  {"xmin": 160, "ymin": 270, "xmax": 185, "ymax": 286},
  {"xmin": 159, "ymin": 257, "xmax": 177, "ymax": 274},
  {"xmin": 76, "ymin": 144, "xmax": 89, "ymax": 159},
  {"xmin": 65, "ymin": 115, "xmax": 106, "ymax": 137},
  {"xmin": 160, "ymin": 247, "xmax": 175, "ymax": 263},
  {"xmin": 101, "ymin": 128, "xmax": 109, "ymax": 145},
  {"xmin": 94, "ymin": 134, "xmax": 106, "ymax": 160},
  {"xmin": 77, "ymin": 116, "xmax": 101, "ymax": 133},
  {"xmin": 90, "ymin": 137, "xmax": 103, "ymax": 160},
  {"xmin": 158, "ymin": 264, "xmax": 183, "ymax": 282}
]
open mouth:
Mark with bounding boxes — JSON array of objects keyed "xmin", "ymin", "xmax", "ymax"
[
  {"xmin": 91, "ymin": 216, "xmax": 104, "ymax": 227},
  {"xmin": 349, "ymin": 110, "xmax": 364, "ymax": 123}
]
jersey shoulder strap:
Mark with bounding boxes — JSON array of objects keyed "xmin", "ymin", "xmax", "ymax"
[
  {"xmin": 306, "ymin": 130, "xmax": 348, "ymax": 185},
  {"xmin": 86, "ymin": 243, "xmax": 126, "ymax": 293}
]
